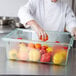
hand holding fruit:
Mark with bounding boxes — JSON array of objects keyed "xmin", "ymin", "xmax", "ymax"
[
  {"xmin": 39, "ymin": 33, "xmax": 48, "ymax": 42},
  {"xmin": 26, "ymin": 20, "xmax": 48, "ymax": 42}
]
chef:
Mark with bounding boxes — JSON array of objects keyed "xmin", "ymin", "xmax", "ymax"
[{"xmin": 18, "ymin": 0, "xmax": 76, "ymax": 40}]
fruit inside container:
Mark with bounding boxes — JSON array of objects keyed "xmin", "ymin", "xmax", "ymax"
[
  {"xmin": 8, "ymin": 41, "xmax": 68, "ymax": 65},
  {"xmin": 2, "ymin": 29, "xmax": 73, "ymax": 65}
]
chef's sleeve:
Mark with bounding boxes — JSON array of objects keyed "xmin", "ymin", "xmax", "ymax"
[
  {"xmin": 65, "ymin": 5, "xmax": 76, "ymax": 33},
  {"xmin": 18, "ymin": 0, "xmax": 36, "ymax": 27}
]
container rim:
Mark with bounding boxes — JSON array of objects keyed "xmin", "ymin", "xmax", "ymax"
[{"xmin": 2, "ymin": 28, "xmax": 74, "ymax": 46}]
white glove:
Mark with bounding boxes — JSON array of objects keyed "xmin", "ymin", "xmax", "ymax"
[
  {"xmin": 26, "ymin": 20, "xmax": 48, "ymax": 41},
  {"xmin": 71, "ymin": 27, "xmax": 76, "ymax": 40}
]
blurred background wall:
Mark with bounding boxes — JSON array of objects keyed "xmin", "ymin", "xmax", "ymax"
[{"xmin": 0, "ymin": 0, "xmax": 28, "ymax": 17}]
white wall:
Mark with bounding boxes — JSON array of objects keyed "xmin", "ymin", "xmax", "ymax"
[
  {"xmin": 0, "ymin": 0, "xmax": 28, "ymax": 17},
  {"xmin": 0, "ymin": 0, "xmax": 72, "ymax": 17}
]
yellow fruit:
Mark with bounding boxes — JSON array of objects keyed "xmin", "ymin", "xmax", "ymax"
[
  {"xmin": 29, "ymin": 48, "xmax": 40, "ymax": 61},
  {"xmin": 59, "ymin": 50, "xmax": 67, "ymax": 59},
  {"xmin": 19, "ymin": 43, "xmax": 26, "ymax": 47},
  {"xmin": 19, "ymin": 43, "xmax": 28, "ymax": 52},
  {"xmin": 46, "ymin": 47, "xmax": 53, "ymax": 53},
  {"xmin": 19, "ymin": 47, "xmax": 27, "ymax": 52},
  {"xmin": 53, "ymin": 53, "xmax": 65, "ymax": 64},
  {"xmin": 18, "ymin": 43, "xmax": 29, "ymax": 60},
  {"xmin": 9, "ymin": 49, "xmax": 17, "ymax": 60},
  {"xmin": 18, "ymin": 51, "xmax": 28, "ymax": 60}
]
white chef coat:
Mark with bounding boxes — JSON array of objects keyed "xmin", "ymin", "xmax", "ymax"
[{"xmin": 18, "ymin": 0, "xmax": 76, "ymax": 33}]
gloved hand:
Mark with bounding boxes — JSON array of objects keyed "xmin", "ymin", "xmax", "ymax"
[
  {"xmin": 26, "ymin": 20, "xmax": 48, "ymax": 41},
  {"xmin": 71, "ymin": 27, "xmax": 76, "ymax": 40}
]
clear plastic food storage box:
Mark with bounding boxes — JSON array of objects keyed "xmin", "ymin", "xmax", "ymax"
[{"xmin": 2, "ymin": 28, "xmax": 74, "ymax": 65}]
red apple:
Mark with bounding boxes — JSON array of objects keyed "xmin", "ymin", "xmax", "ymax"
[
  {"xmin": 41, "ymin": 46, "xmax": 48, "ymax": 50},
  {"xmin": 40, "ymin": 52, "xmax": 52, "ymax": 62},
  {"xmin": 40, "ymin": 49, "xmax": 46, "ymax": 55}
]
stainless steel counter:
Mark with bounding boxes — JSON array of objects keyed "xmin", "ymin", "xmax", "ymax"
[{"xmin": 0, "ymin": 45, "xmax": 76, "ymax": 75}]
